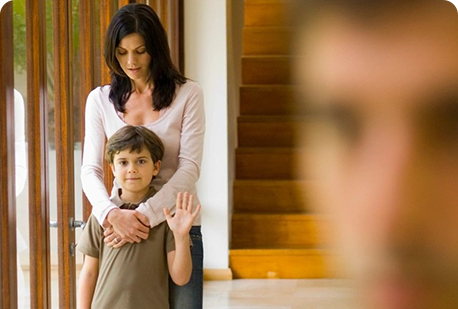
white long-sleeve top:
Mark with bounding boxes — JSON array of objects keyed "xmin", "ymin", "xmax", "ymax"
[{"xmin": 81, "ymin": 81, "xmax": 205, "ymax": 227}]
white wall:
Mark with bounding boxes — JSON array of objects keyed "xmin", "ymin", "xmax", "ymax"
[{"xmin": 185, "ymin": 0, "xmax": 229, "ymax": 269}]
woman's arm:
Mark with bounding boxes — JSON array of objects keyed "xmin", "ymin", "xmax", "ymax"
[
  {"xmin": 81, "ymin": 90, "xmax": 118, "ymax": 225},
  {"xmin": 136, "ymin": 85, "xmax": 205, "ymax": 228},
  {"xmin": 166, "ymin": 192, "xmax": 200, "ymax": 286},
  {"xmin": 77, "ymin": 256, "xmax": 99, "ymax": 309},
  {"xmin": 81, "ymin": 89, "xmax": 149, "ymax": 243}
]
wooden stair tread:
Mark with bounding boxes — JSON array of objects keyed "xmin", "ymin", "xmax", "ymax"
[
  {"xmin": 237, "ymin": 116, "xmax": 307, "ymax": 147},
  {"xmin": 234, "ymin": 180, "xmax": 314, "ymax": 213},
  {"xmin": 232, "ymin": 212, "xmax": 318, "ymax": 220},
  {"xmin": 243, "ymin": 27, "xmax": 292, "ymax": 55},
  {"xmin": 230, "ymin": 247, "xmax": 340, "ymax": 279},
  {"xmin": 240, "ymin": 85, "xmax": 298, "ymax": 115},
  {"xmin": 242, "ymin": 56, "xmax": 294, "ymax": 85},
  {"xmin": 232, "ymin": 210, "xmax": 319, "ymax": 214},
  {"xmin": 245, "ymin": 0, "xmax": 291, "ymax": 4},
  {"xmin": 243, "ymin": 55, "xmax": 295, "ymax": 60},
  {"xmin": 236, "ymin": 147, "xmax": 299, "ymax": 154},
  {"xmin": 234, "ymin": 179, "xmax": 310, "ymax": 186},
  {"xmin": 245, "ymin": 0, "xmax": 292, "ymax": 27},
  {"xmin": 238, "ymin": 115, "xmax": 305, "ymax": 122},
  {"xmin": 243, "ymin": 26, "xmax": 292, "ymax": 31},
  {"xmin": 230, "ymin": 247, "xmax": 328, "ymax": 256},
  {"xmin": 236, "ymin": 147, "xmax": 306, "ymax": 179},
  {"xmin": 231, "ymin": 212, "xmax": 325, "ymax": 248},
  {"xmin": 231, "ymin": 244, "xmax": 327, "ymax": 250},
  {"xmin": 241, "ymin": 84, "xmax": 297, "ymax": 89}
]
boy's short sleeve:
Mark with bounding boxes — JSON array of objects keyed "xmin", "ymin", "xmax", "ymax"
[{"xmin": 77, "ymin": 215, "xmax": 103, "ymax": 258}]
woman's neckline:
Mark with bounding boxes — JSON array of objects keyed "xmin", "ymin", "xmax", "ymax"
[{"xmin": 110, "ymin": 82, "xmax": 184, "ymax": 127}]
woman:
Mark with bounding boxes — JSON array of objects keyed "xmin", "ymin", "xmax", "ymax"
[{"xmin": 81, "ymin": 4, "xmax": 204, "ymax": 308}]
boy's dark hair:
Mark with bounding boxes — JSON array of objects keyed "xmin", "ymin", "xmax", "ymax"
[
  {"xmin": 104, "ymin": 3, "xmax": 186, "ymax": 113},
  {"xmin": 105, "ymin": 125, "xmax": 164, "ymax": 164}
]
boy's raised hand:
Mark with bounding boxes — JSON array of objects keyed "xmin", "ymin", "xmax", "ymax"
[{"xmin": 164, "ymin": 192, "xmax": 201, "ymax": 238}]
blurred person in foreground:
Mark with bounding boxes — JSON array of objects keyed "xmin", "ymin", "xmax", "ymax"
[{"xmin": 294, "ymin": 1, "xmax": 458, "ymax": 309}]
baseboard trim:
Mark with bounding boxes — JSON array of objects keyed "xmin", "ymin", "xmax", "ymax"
[
  {"xmin": 22, "ymin": 265, "xmax": 234, "ymax": 280},
  {"xmin": 204, "ymin": 268, "xmax": 233, "ymax": 281}
]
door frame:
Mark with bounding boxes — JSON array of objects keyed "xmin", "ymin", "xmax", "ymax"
[
  {"xmin": 1, "ymin": 1, "xmax": 184, "ymax": 308},
  {"xmin": 0, "ymin": 3, "xmax": 18, "ymax": 307}
]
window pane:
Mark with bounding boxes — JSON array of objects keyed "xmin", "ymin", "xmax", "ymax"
[
  {"xmin": 45, "ymin": 0, "xmax": 59, "ymax": 306},
  {"xmin": 13, "ymin": 1, "xmax": 30, "ymax": 308}
]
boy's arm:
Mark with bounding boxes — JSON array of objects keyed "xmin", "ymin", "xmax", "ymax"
[
  {"xmin": 165, "ymin": 192, "xmax": 201, "ymax": 286},
  {"xmin": 77, "ymin": 256, "xmax": 99, "ymax": 309},
  {"xmin": 167, "ymin": 236, "xmax": 192, "ymax": 286}
]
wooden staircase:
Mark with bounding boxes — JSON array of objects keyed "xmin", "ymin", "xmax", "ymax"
[{"xmin": 230, "ymin": 0, "xmax": 335, "ymax": 279}]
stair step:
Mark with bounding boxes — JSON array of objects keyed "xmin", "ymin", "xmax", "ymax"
[
  {"xmin": 230, "ymin": 0, "xmax": 332, "ymax": 281},
  {"xmin": 230, "ymin": 248, "xmax": 336, "ymax": 279},
  {"xmin": 242, "ymin": 56, "xmax": 293, "ymax": 85},
  {"xmin": 243, "ymin": 27, "xmax": 292, "ymax": 55},
  {"xmin": 238, "ymin": 115, "xmax": 306, "ymax": 147},
  {"xmin": 234, "ymin": 180, "xmax": 315, "ymax": 213},
  {"xmin": 236, "ymin": 147, "xmax": 306, "ymax": 179},
  {"xmin": 240, "ymin": 85, "xmax": 298, "ymax": 115},
  {"xmin": 244, "ymin": 0, "xmax": 292, "ymax": 27},
  {"xmin": 232, "ymin": 213, "xmax": 324, "ymax": 248}
]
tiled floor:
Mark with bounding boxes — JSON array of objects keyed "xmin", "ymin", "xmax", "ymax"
[
  {"xmin": 203, "ymin": 279, "xmax": 356, "ymax": 309},
  {"xmin": 20, "ymin": 268, "xmax": 355, "ymax": 308}
]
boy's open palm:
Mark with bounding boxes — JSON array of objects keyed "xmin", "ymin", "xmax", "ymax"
[{"xmin": 164, "ymin": 192, "xmax": 201, "ymax": 238}]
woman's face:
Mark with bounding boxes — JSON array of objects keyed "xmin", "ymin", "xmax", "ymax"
[{"xmin": 116, "ymin": 33, "xmax": 152, "ymax": 83}]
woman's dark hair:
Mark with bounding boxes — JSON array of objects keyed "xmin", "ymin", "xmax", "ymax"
[{"xmin": 104, "ymin": 3, "xmax": 186, "ymax": 113}]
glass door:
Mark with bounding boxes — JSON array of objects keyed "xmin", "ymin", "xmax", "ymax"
[{"xmin": 2, "ymin": 1, "xmax": 183, "ymax": 308}]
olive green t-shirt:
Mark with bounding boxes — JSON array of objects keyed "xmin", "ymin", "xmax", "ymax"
[{"xmin": 78, "ymin": 206, "xmax": 175, "ymax": 308}]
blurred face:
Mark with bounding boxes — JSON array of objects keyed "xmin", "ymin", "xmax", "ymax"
[
  {"xmin": 116, "ymin": 33, "xmax": 151, "ymax": 83},
  {"xmin": 111, "ymin": 147, "xmax": 160, "ymax": 201},
  {"xmin": 298, "ymin": 5, "xmax": 458, "ymax": 309}
]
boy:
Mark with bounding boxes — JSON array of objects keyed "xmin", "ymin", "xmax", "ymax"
[{"xmin": 77, "ymin": 125, "xmax": 200, "ymax": 309}]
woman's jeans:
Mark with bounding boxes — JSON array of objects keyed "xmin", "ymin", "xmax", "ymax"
[{"xmin": 170, "ymin": 226, "xmax": 203, "ymax": 309}]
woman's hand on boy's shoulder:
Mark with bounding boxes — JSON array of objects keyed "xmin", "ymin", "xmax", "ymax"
[
  {"xmin": 104, "ymin": 208, "xmax": 150, "ymax": 247},
  {"xmin": 103, "ymin": 225, "xmax": 128, "ymax": 248},
  {"xmin": 164, "ymin": 192, "xmax": 201, "ymax": 240}
]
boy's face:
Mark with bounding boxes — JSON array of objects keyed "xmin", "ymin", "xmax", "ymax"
[
  {"xmin": 297, "ymin": 5, "xmax": 458, "ymax": 309},
  {"xmin": 111, "ymin": 147, "xmax": 160, "ymax": 198}
]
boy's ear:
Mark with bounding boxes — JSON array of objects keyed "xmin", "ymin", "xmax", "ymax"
[
  {"xmin": 153, "ymin": 160, "xmax": 161, "ymax": 176},
  {"xmin": 110, "ymin": 163, "xmax": 116, "ymax": 174}
]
